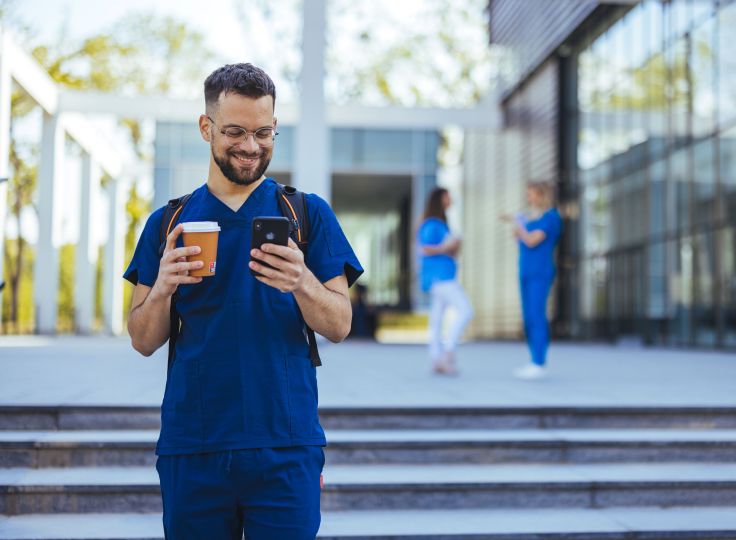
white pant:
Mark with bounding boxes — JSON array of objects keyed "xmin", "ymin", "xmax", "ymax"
[{"xmin": 428, "ymin": 280, "xmax": 474, "ymax": 360}]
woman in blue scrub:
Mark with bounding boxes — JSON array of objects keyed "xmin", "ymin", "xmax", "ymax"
[
  {"xmin": 418, "ymin": 187, "xmax": 473, "ymax": 375},
  {"xmin": 503, "ymin": 181, "xmax": 563, "ymax": 380}
]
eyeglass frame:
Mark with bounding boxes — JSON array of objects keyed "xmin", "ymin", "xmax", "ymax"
[{"xmin": 206, "ymin": 115, "xmax": 279, "ymax": 147}]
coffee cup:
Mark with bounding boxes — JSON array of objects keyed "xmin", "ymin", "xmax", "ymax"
[{"xmin": 181, "ymin": 222, "xmax": 220, "ymax": 277}]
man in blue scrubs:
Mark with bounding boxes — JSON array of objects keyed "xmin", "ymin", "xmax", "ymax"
[{"xmin": 124, "ymin": 64, "xmax": 363, "ymax": 539}]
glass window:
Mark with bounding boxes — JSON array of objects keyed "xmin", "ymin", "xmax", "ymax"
[
  {"xmin": 693, "ymin": 138, "xmax": 717, "ymax": 226},
  {"xmin": 667, "ymin": 0, "xmax": 693, "ymax": 43},
  {"xmin": 641, "ymin": 1, "xmax": 668, "ymax": 154},
  {"xmin": 582, "ymin": 182, "xmax": 611, "ymax": 254},
  {"xmin": 718, "ymin": 2, "xmax": 736, "ymax": 127},
  {"xmin": 580, "ymin": 255, "xmax": 610, "ymax": 324},
  {"xmin": 331, "ymin": 129, "xmax": 358, "ymax": 170},
  {"xmin": 649, "ymin": 157, "xmax": 667, "ymax": 237},
  {"xmin": 692, "ymin": 231, "xmax": 717, "ymax": 346},
  {"xmin": 719, "ymin": 125, "xmax": 736, "ymax": 221},
  {"xmin": 669, "ymin": 146, "xmax": 691, "ymax": 232},
  {"xmin": 722, "ymin": 227, "xmax": 736, "ymax": 347},
  {"xmin": 669, "ymin": 37, "xmax": 691, "ymax": 144},
  {"xmin": 692, "ymin": 0, "xmax": 715, "ymax": 27},
  {"xmin": 362, "ymin": 130, "xmax": 414, "ymax": 169},
  {"xmin": 668, "ymin": 236, "xmax": 694, "ymax": 346},
  {"xmin": 647, "ymin": 241, "xmax": 668, "ymax": 319},
  {"xmin": 691, "ymin": 15, "xmax": 716, "ymax": 137},
  {"xmin": 643, "ymin": 0, "xmax": 664, "ymax": 59}
]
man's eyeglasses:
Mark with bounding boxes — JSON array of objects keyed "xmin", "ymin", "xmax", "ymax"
[{"xmin": 207, "ymin": 116, "xmax": 278, "ymax": 147}]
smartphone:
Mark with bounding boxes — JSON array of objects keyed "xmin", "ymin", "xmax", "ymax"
[{"xmin": 250, "ymin": 216, "xmax": 291, "ymax": 276}]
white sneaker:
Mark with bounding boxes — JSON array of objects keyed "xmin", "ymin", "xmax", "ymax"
[{"xmin": 513, "ymin": 363, "xmax": 547, "ymax": 380}]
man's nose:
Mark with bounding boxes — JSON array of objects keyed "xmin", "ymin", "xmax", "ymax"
[{"xmin": 235, "ymin": 133, "xmax": 259, "ymax": 153}]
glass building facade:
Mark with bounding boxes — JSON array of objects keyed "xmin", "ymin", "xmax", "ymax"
[
  {"xmin": 572, "ymin": 0, "xmax": 736, "ymax": 348},
  {"xmin": 466, "ymin": 0, "xmax": 735, "ymax": 349}
]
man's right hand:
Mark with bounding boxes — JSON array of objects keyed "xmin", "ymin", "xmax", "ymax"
[{"xmin": 150, "ymin": 224, "xmax": 204, "ymax": 300}]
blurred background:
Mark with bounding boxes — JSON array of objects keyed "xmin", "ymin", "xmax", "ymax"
[{"xmin": 1, "ymin": 0, "xmax": 735, "ymax": 352}]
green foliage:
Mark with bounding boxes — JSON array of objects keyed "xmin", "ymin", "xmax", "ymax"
[
  {"xmin": 584, "ymin": 36, "xmax": 711, "ymax": 112},
  {"xmin": 1, "ymin": 239, "xmax": 34, "ymax": 333},
  {"xmin": 57, "ymin": 244, "xmax": 76, "ymax": 332},
  {"xmin": 31, "ymin": 37, "xmax": 138, "ymax": 92},
  {"xmin": 94, "ymin": 245, "xmax": 104, "ymax": 330},
  {"xmin": 326, "ymin": 0, "xmax": 492, "ymax": 107}
]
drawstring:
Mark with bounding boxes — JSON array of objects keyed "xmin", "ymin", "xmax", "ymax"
[{"xmin": 225, "ymin": 451, "xmax": 232, "ymax": 473}]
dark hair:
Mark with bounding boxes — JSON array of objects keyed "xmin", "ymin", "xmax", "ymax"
[
  {"xmin": 204, "ymin": 63, "xmax": 276, "ymax": 113},
  {"xmin": 423, "ymin": 187, "xmax": 448, "ymax": 222}
]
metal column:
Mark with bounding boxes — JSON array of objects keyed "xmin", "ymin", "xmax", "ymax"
[
  {"xmin": 294, "ymin": 0, "xmax": 330, "ymax": 200},
  {"xmin": 103, "ymin": 178, "xmax": 126, "ymax": 335},
  {"xmin": 34, "ymin": 112, "xmax": 65, "ymax": 334},
  {"xmin": 75, "ymin": 153, "xmax": 99, "ymax": 334}
]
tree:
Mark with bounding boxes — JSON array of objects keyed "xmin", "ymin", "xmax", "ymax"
[
  {"xmin": 326, "ymin": 0, "xmax": 493, "ymax": 107},
  {"xmin": 2, "ymin": 135, "xmax": 36, "ymax": 332},
  {"xmin": 233, "ymin": 0, "xmax": 494, "ymax": 108}
]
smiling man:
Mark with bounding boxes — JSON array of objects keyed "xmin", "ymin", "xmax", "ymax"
[{"xmin": 124, "ymin": 63, "xmax": 363, "ymax": 539}]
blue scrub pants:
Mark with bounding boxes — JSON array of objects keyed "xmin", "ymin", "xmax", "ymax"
[
  {"xmin": 520, "ymin": 274, "xmax": 554, "ymax": 366},
  {"xmin": 157, "ymin": 445, "xmax": 324, "ymax": 540}
]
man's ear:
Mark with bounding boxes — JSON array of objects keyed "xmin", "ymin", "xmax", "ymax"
[
  {"xmin": 199, "ymin": 114, "xmax": 211, "ymax": 142},
  {"xmin": 273, "ymin": 117, "xmax": 278, "ymax": 129}
]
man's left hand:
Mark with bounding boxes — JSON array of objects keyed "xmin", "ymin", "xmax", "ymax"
[{"xmin": 250, "ymin": 238, "xmax": 308, "ymax": 293}]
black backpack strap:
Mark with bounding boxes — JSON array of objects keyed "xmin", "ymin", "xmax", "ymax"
[
  {"xmin": 276, "ymin": 184, "xmax": 321, "ymax": 368},
  {"xmin": 158, "ymin": 193, "xmax": 193, "ymax": 257},
  {"xmin": 276, "ymin": 184, "xmax": 310, "ymax": 252},
  {"xmin": 157, "ymin": 193, "xmax": 192, "ymax": 371}
]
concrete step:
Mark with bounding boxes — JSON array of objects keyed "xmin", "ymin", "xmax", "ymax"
[
  {"xmin": 4, "ymin": 429, "xmax": 736, "ymax": 467},
  {"xmin": 1, "ymin": 507, "xmax": 736, "ymax": 539},
  {"xmin": 2, "ymin": 463, "xmax": 736, "ymax": 514},
  {"xmin": 2, "ymin": 405, "xmax": 736, "ymax": 431}
]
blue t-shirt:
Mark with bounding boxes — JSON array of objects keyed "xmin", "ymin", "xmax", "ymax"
[
  {"xmin": 519, "ymin": 208, "xmax": 563, "ymax": 278},
  {"xmin": 123, "ymin": 179, "xmax": 363, "ymax": 455},
  {"xmin": 418, "ymin": 218, "xmax": 457, "ymax": 292}
]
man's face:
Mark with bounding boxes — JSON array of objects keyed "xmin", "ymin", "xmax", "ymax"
[{"xmin": 207, "ymin": 93, "xmax": 276, "ymax": 186}]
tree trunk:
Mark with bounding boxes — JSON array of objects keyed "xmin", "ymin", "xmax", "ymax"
[{"xmin": 8, "ymin": 196, "xmax": 23, "ymax": 330}]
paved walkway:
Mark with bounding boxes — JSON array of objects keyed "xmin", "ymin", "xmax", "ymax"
[{"xmin": 0, "ymin": 336, "xmax": 734, "ymax": 407}]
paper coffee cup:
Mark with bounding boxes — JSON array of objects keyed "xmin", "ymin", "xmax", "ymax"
[{"xmin": 181, "ymin": 222, "xmax": 220, "ymax": 277}]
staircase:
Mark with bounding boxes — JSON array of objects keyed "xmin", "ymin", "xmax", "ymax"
[{"xmin": 1, "ymin": 405, "xmax": 736, "ymax": 539}]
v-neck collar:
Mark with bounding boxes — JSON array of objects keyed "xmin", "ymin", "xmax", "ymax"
[{"xmin": 203, "ymin": 178, "xmax": 272, "ymax": 220}]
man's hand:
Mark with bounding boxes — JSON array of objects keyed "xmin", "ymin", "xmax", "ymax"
[
  {"xmin": 249, "ymin": 238, "xmax": 308, "ymax": 293},
  {"xmin": 150, "ymin": 223, "xmax": 204, "ymax": 301}
]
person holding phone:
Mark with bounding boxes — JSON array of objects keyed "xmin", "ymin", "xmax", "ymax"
[
  {"xmin": 124, "ymin": 64, "xmax": 362, "ymax": 540},
  {"xmin": 501, "ymin": 181, "xmax": 563, "ymax": 380},
  {"xmin": 418, "ymin": 187, "xmax": 473, "ymax": 375}
]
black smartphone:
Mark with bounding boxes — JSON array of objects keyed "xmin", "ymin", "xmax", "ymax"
[{"xmin": 250, "ymin": 216, "xmax": 291, "ymax": 276}]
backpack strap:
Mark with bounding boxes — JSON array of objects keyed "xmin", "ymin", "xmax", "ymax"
[
  {"xmin": 158, "ymin": 193, "xmax": 193, "ymax": 257},
  {"xmin": 276, "ymin": 184, "xmax": 321, "ymax": 368},
  {"xmin": 276, "ymin": 184, "xmax": 310, "ymax": 252},
  {"xmin": 157, "ymin": 193, "xmax": 193, "ymax": 372}
]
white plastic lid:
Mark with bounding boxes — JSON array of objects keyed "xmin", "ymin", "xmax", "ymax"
[{"xmin": 181, "ymin": 221, "xmax": 220, "ymax": 232}]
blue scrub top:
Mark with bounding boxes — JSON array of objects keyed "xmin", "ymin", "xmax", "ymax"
[
  {"xmin": 519, "ymin": 208, "xmax": 563, "ymax": 278},
  {"xmin": 124, "ymin": 179, "xmax": 363, "ymax": 455},
  {"xmin": 418, "ymin": 218, "xmax": 457, "ymax": 292}
]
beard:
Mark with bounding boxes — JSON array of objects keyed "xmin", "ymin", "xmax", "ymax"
[{"xmin": 212, "ymin": 145, "xmax": 272, "ymax": 186}]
